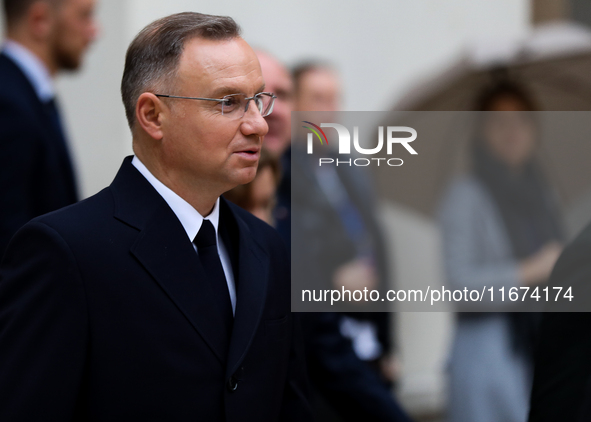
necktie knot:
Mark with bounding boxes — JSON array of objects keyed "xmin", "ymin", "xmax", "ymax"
[{"xmin": 194, "ymin": 220, "xmax": 217, "ymax": 249}]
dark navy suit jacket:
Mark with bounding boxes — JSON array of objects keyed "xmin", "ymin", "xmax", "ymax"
[
  {"xmin": 528, "ymin": 220, "xmax": 591, "ymax": 422},
  {"xmin": 0, "ymin": 157, "xmax": 311, "ymax": 421},
  {"xmin": 286, "ymin": 147, "xmax": 411, "ymax": 422},
  {"xmin": 0, "ymin": 52, "xmax": 77, "ymax": 258}
]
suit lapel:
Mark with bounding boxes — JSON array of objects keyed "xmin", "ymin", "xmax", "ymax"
[
  {"xmin": 112, "ymin": 158, "xmax": 230, "ymax": 364},
  {"xmin": 221, "ymin": 201, "xmax": 270, "ymax": 378},
  {"xmin": 130, "ymin": 204, "xmax": 232, "ymax": 364},
  {"xmin": 110, "ymin": 161, "xmax": 272, "ymax": 371}
]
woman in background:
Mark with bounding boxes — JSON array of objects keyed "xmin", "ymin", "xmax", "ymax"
[
  {"xmin": 438, "ymin": 81, "xmax": 563, "ymax": 422},
  {"xmin": 224, "ymin": 148, "xmax": 281, "ymax": 226}
]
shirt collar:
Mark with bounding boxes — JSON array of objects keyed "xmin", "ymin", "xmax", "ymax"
[
  {"xmin": 3, "ymin": 40, "xmax": 55, "ymax": 102},
  {"xmin": 131, "ymin": 156, "xmax": 220, "ymax": 244}
]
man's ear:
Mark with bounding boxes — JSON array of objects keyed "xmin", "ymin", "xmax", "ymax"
[
  {"xmin": 27, "ymin": 1, "xmax": 55, "ymax": 41},
  {"xmin": 136, "ymin": 93, "xmax": 165, "ymax": 140}
]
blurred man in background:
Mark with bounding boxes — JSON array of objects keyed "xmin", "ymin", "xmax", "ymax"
[
  {"xmin": 293, "ymin": 62, "xmax": 341, "ymax": 114},
  {"xmin": 293, "ymin": 61, "xmax": 395, "ymax": 384},
  {"xmin": 255, "ymin": 50, "xmax": 293, "ymax": 242},
  {"xmin": 255, "ymin": 51, "xmax": 293, "ymax": 160},
  {"xmin": 255, "ymin": 50, "xmax": 411, "ymax": 422},
  {"xmin": 0, "ymin": 0, "xmax": 98, "ymax": 257}
]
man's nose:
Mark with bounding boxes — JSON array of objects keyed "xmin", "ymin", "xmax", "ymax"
[{"xmin": 241, "ymin": 102, "xmax": 269, "ymax": 138}]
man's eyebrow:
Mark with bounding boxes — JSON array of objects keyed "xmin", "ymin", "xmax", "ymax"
[{"xmin": 209, "ymin": 84, "xmax": 266, "ymax": 98}]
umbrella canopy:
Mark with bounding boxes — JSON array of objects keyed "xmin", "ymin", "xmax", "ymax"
[
  {"xmin": 394, "ymin": 22, "xmax": 591, "ymax": 111},
  {"xmin": 377, "ymin": 22, "xmax": 591, "ymax": 230}
]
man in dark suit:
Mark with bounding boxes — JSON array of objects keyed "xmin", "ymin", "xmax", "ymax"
[
  {"xmin": 254, "ymin": 51, "xmax": 294, "ymax": 244},
  {"xmin": 256, "ymin": 51, "xmax": 411, "ymax": 422},
  {"xmin": 528, "ymin": 221, "xmax": 591, "ymax": 422},
  {"xmin": 291, "ymin": 61, "xmax": 394, "ymax": 377},
  {"xmin": 0, "ymin": 0, "xmax": 98, "ymax": 257},
  {"xmin": 0, "ymin": 12, "xmax": 311, "ymax": 422}
]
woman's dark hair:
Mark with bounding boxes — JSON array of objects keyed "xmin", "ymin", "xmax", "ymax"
[
  {"xmin": 474, "ymin": 79, "xmax": 538, "ymax": 111},
  {"xmin": 223, "ymin": 148, "xmax": 281, "ymax": 211}
]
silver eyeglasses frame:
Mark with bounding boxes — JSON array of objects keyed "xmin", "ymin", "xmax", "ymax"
[{"xmin": 154, "ymin": 92, "xmax": 277, "ymax": 118}]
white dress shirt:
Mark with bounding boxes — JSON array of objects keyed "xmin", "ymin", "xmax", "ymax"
[
  {"xmin": 3, "ymin": 40, "xmax": 55, "ymax": 102},
  {"xmin": 132, "ymin": 156, "xmax": 236, "ymax": 314}
]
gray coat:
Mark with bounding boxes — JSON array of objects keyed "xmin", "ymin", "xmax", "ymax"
[{"xmin": 438, "ymin": 175, "xmax": 533, "ymax": 422}]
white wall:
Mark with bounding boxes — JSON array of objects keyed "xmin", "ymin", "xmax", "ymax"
[
  {"xmin": 380, "ymin": 202, "xmax": 452, "ymax": 415},
  {"xmin": 128, "ymin": 0, "xmax": 530, "ymax": 111},
  {"xmin": 1, "ymin": 0, "xmax": 531, "ymax": 197}
]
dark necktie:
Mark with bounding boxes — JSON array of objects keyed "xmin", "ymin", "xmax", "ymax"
[{"xmin": 194, "ymin": 220, "xmax": 233, "ymax": 334}]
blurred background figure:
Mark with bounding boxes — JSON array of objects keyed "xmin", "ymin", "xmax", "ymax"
[
  {"xmin": 0, "ymin": 0, "xmax": 98, "ymax": 258},
  {"xmin": 228, "ymin": 50, "xmax": 412, "ymax": 422},
  {"xmin": 437, "ymin": 80, "xmax": 563, "ymax": 422},
  {"xmin": 292, "ymin": 61, "xmax": 394, "ymax": 380},
  {"xmin": 254, "ymin": 50, "xmax": 294, "ymax": 243},
  {"xmin": 290, "ymin": 60, "xmax": 409, "ymax": 421},
  {"xmin": 293, "ymin": 62, "xmax": 341, "ymax": 117},
  {"xmin": 223, "ymin": 148, "xmax": 281, "ymax": 225},
  {"xmin": 255, "ymin": 51, "xmax": 293, "ymax": 160}
]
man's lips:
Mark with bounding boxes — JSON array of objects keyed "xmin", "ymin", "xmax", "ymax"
[{"xmin": 233, "ymin": 147, "xmax": 260, "ymax": 160}]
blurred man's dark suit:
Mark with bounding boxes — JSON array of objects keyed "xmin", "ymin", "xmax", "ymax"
[
  {"xmin": 0, "ymin": 52, "xmax": 77, "ymax": 258},
  {"xmin": 290, "ymin": 146, "xmax": 391, "ymax": 352},
  {"xmin": 0, "ymin": 157, "xmax": 311, "ymax": 421},
  {"xmin": 279, "ymin": 146, "xmax": 411, "ymax": 422},
  {"xmin": 528, "ymin": 221, "xmax": 591, "ymax": 422}
]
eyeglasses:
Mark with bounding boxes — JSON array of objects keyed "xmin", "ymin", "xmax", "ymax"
[{"xmin": 155, "ymin": 92, "xmax": 277, "ymax": 119}]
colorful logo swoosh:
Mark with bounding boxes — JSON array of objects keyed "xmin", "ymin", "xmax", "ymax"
[{"xmin": 302, "ymin": 121, "xmax": 328, "ymax": 145}]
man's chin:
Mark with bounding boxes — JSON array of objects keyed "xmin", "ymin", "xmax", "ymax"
[{"xmin": 230, "ymin": 167, "xmax": 258, "ymax": 187}]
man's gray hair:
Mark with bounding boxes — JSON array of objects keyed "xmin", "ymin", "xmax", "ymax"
[{"xmin": 120, "ymin": 12, "xmax": 241, "ymax": 129}]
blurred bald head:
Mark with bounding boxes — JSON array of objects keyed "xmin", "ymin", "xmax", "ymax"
[{"xmin": 256, "ymin": 50, "xmax": 293, "ymax": 158}]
